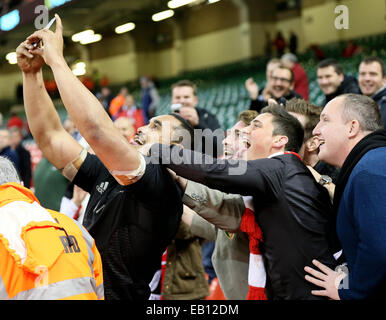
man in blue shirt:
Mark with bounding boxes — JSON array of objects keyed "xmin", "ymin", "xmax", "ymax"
[{"xmin": 305, "ymin": 93, "xmax": 386, "ymax": 299}]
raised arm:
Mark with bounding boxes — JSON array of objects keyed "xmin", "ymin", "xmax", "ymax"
[
  {"xmin": 27, "ymin": 15, "xmax": 141, "ymax": 178},
  {"xmin": 16, "ymin": 40, "xmax": 82, "ymax": 170}
]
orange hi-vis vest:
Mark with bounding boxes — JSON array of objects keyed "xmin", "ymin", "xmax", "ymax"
[{"xmin": 0, "ymin": 183, "xmax": 104, "ymax": 300}]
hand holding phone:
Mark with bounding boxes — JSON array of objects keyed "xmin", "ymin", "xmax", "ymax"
[
  {"xmin": 32, "ymin": 16, "xmax": 57, "ymax": 48},
  {"xmin": 171, "ymin": 103, "xmax": 182, "ymax": 113}
]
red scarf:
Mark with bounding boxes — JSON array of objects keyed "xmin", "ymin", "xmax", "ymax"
[
  {"xmin": 239, "ymin": 152, "xmax": 302, "ymax": 300},
  {"xmin": 160, "ymin": 249, "xmax": 167, "ymax": 300},
  {"xmin": 240, "ymin": 198, "xmax": 267, "ymax": 300}
]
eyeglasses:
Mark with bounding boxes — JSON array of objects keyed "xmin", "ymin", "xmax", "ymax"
[{"xmin": 271, "ymin": 76, "xmax": 292, "ymax": 83}]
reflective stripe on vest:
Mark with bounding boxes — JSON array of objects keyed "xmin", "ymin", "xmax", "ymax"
[
  {"xmin": 77, "ymin": 228, "xmax": 105, "ymax": 299},
  {"xmin": 95, "ymin": 283, "xmax": 104, "ymax": 300},
  {"xmin": 0, "ymin": 274, "xmax": 7, "ymax": 300},
  {"xmin": 58, "ymin": 217, "xmax": 104, "ymax": 299},
  {"xmin": 0, "ymin": 275, "xmax": 97, "ymax": 300},
  {"xmin": 72, "ymin": 219, "xmax": 103, "ymax": 299},
  {"xmin": 72, "ymin": 219, "xmax": 95, "ymax": 277}
]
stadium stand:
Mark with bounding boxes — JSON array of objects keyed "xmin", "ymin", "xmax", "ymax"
[{"xmin": 1, "ymin": 33, "xmax": 385, "ymax": 131}]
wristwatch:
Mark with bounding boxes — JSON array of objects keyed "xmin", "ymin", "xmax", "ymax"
[{"xmin": 319, "ymin": 175, "xmax": 332, "ymax": 186}]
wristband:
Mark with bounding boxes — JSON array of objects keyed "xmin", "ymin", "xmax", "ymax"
[
  {"xmin": 109, "ymin": 153, "xmax": 146, "ymax": 186},
  {"xmin": 62, "ymin": 148, "xmax": 87, "ymax": 181}
]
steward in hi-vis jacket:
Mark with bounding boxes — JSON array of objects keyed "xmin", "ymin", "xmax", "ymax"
[{"xmin": 0, "ymin": 183, "xmax": 104, "ymax": 300}]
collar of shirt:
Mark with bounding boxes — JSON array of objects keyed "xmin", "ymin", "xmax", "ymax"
[
  {"xmin": 373, "ymin": 84, "xmax": 386, "ymax": 97},
  {"xmin": 268, "ymin": 151, "xmax": 303, "ymax": 161},
  {"xmin": 267, "ymin": 151, "xmax": 284, "ymax": 159}
]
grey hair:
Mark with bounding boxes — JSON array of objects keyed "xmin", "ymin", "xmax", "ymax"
[
  {"xmin": 281, "ymin": 53, "xmax": 298, "ymax": 63},
  {"xmin": 340, "ymin": 94, "xmax": 383, "ymax": 132},
  {"xmin": 0, "ymin": 156, "xmax": 21, "ymax": 185}
]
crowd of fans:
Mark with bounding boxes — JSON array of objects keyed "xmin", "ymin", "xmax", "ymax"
[{"xmin": 0, "ymin": 14, "xmax": 385, "ymax": 301}]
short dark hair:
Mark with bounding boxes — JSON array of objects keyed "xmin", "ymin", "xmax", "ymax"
[
  {"xmin": 285, "ymin": 98, "xmax": 322, "ymax": 141},
  {"xmin": 238, "ymin": 110, "xmax": 259, "ymax": 126},
  {"xmin": 169, "ymin": 112, "xmax": 195, "ymax": 149},
  {"xmin": 171, "ymin": 80, "xmax": 198, "ymax": 96},
  {"xmin": 360, "ymin": 56, "xmax": 385, "ymax": 76},
  {"xmin": 340, "ymin": 94, "xmax": 383, "ymax": 132},
  {"xmin": 317, "ymin": 58, "xmax": 343, "ymax": 75},
  {"xmin": 261, "ymin": 104, "xmax": 304, "ymax": 153}
]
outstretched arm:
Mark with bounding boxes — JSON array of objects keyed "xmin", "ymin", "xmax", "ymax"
[
  {"xmin": 181, "ymin": 205, "xmax": 217, "ymax": 241},
  {"xmin": 169, "ymin": 169, "xmax": 244, "ymax": 231},
  {"xmin": 182, "ymin": 181, "xmax": 244, "ymax": 232},
  {"xmin": 27, "ymin": 15, "xmax": 141, "ymax": 179},
  {"xmin": 16, "ymin": 40, "xmax": 82, "ymax": 170},
  {"xmin": 151, "ymin": 143, "xmax": 281, "ymax": 199}
]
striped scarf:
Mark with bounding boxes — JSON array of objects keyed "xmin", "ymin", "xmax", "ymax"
[{"xmin": 240, "ymin": 196, "xmax": 267, "ymax": 300}]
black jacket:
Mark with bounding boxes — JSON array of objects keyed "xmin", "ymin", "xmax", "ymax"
[
  {"xmin": 372, "ymin": 86, "xmax": 386, "ymax": 126},
  {"xmin": 150, "ymin": 145, "xmax": 340, "ymax": 300},
  {"xmin": 323, "ymin": 75, "xmax": 361, "ymax": 106},
  {"xmin": 196, "ymin": 107, "xmax": 221, "ymax": 131},
  {"xmin": 195, "ymin": 107, "xmax": 223, "ymax": 158},
  {"xmin": 250, "ymin": 90, "xmax": 302, "ymax": 113},
  {"xmin": 15, "ymin": 143, "xmax": 32, "ymax": 188},
  {"xmin": 314, "ymin": 160, "xmax": 340, "ymax": 184}
]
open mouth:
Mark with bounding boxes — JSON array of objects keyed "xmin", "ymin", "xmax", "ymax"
[
  {"xmin": 242, "ymin": 139, "xmax": 251, "ymax": 148},
  {"xmin": 273, "ymin": 86, "xmax": 284, "ymax": 92},
  {"xmin": 130, "ymin": 134, "xmax": 145, "ymax": 146},
  {"xmin": 224, "ymin": 147, "xmax": 233, "ymax": 155}
]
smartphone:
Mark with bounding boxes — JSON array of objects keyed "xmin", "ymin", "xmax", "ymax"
[
  {"xmin": 171, "ymin": 103, "xmax": 182, "ymax": 113},
  {"xmin": 32, "ymin": 17, "xmax": 57, "ymax": 48}
]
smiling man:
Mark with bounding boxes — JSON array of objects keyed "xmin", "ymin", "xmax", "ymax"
[
  {"xmin": 249, "ymin": 64, "xmax": 302, "ymax": 112},
  {"xmin": 222, "ymin": 110, "xmax": 259, "ymax": 159},
  {"xmin": 16, "ymin": 15, "xmax": 195, "ymax": 300},
  {"xmin": 317, "ymin": 58, "xmax": 361, "ymax": 106},
  {"xmin": 305, "ymin": 94, "xmax": 386, "ymax": 300},
  {"xmin": 150, "ymin": 104, "xmax": 340, "ymax": 300},
  {"xmin": 358, "ymin": 56, "xmax": 386, "ymax": 125},
  {"xmin": 171, "ymin": 80, "xmax": 222, "ymax": 157}
]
